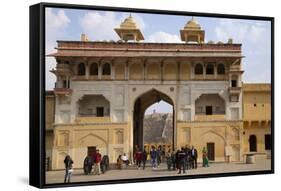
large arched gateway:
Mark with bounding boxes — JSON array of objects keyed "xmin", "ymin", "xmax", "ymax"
[
  {"xmin": 48, "ymin": 16, "xmax": 245, "ymax": 169},
  {"xmin": 133, "ymin": 89, "xmax": 175, "ymax": 152}
]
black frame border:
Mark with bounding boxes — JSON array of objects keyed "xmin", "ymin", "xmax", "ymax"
[{"xmin": 29, "ymin": 2, "xmax": 275, "ymax": 189}]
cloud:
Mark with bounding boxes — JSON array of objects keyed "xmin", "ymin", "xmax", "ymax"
[
  {"xmin": 45, "ymin": 8, "xmax": 71, "ymax": 90},
  {"xmin": 79, "ymin": 12, "xmax": 146, "ymax": 41},
  {"xmin": 147, "ymin": 31, "xmax": 182, "ymax": 43},
  {"xmin": 214, "ymin": 19, "xmax": 267, "ymax": 44},
  {"xmin": 79, "ymin": 11, "xmax": 119, "ymax": 40},
  {"xmin": 214, "ymin": 19, "xmax": 271, "ymax": 83},
  {"xmin": 46, "ymin": 8, "xmax": 70, "ymax": 32}
]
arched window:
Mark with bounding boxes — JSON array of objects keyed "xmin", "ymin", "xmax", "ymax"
[
  {"xmin": 90, "ymin": 63, "xmax": 98, "ymax": 75},
  {"xmin": 102, "ymin": 63, "xmax": 111, "ymax": 75},
  {"xmin": 217, "ymin": 64, "xmax": 225, "ymax": 74},
  {"xmin": 194, "ymin": 63, "xmax": 203, "ymax": 75},
  {"xmin": 77, "ymin": 63, "xmax": 85, "ymax": 76},
  {"xmin": 206, "ymin": 64, "xmax": 214, "ymax": 74}
]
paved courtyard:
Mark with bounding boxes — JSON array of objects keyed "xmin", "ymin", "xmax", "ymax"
[{"xmin": 46, "ymin": 159, "xmax": 271, "ymax": 184}]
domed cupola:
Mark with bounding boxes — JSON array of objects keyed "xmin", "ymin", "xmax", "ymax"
[
  {"xmin": 180, "ymin": 17, "xmax": 205, "ymax": 43},
  {"xmin": 114, "ymin": 14, "xmax": 144, "ymax": 42}
]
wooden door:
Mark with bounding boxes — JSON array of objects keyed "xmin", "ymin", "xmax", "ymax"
[
  {"xmin": 249, "ymin": 135, "xmax": 257, "ymax": 152},
  {"xmin": 88, "ymin": 146, "xmax": 96, "ymax": 157},
  {"xmin": 96, "ymin": 107, "xmax": 104, "ymax": 117},
  {"xmin": 206, "ymin": 106, "xmax": 212, "ymax": 115},
  {"xmin": 207, "ymin": 142, "xmax": 215, "ymax": 161}
]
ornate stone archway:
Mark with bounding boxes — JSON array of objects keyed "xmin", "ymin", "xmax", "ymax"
[{"xmin": 133, "ymin": 89, "xmax": 175, "ymax": 151}]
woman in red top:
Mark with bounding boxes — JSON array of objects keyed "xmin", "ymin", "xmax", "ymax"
[
  {"xmin": 134, "ymin": 149, "xmax": 143, "ymax": 170},
  {"xmin": 93, "ymin": 149, "xmax": 102, "ymax": 175}
]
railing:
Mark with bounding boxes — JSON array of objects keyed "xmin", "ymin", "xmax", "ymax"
[
  {"xmin": 194, "ymin": 114, "xmax": 226, "ymax": 121},
  {"xmin": 75, "ymin": 116, "xmax": 111, "ymax": 123},
  {"xmin": 229, "ymin": 86, "xmax": 241, "ymax": 94},
  {"xmin": 53, "ymin": 88, "xmax": 72, "ymax": 95}
]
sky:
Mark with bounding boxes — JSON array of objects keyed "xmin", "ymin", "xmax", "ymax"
[{"xmin": 45, "ymin": 8, "xmax": 271, "ymax": 114}]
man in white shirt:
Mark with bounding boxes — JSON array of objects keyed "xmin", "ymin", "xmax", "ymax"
[{"xmin": 121, "ymin": 153, "xmax": 130, "ymax": 166}]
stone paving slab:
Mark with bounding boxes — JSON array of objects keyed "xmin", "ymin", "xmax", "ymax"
[{"xmin": 46, "ymin": 159, "xmax": 271, "ymax": 184}]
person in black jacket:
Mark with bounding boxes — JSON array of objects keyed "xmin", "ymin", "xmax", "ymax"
[
  {"xmin": 190, "ymin": 146, "xmax": 198, "ymax": 169},
  {"xmin": 184, "ymin": 146, "xmax": 191, "ymax": 170},
  {"xmin": 171, "ymin": 150, "xmax": 177, "ymax": 170},
  {"xmin": 177, "ymin": 147, "xmax": 187, "ymax": 174},
  {"xmin": 142, "ymin": 148, "xmax": 148, "ymax": 170},
  {"xmin": 64, "ymin": 155, "xmax": 74, "ymax": 183}
]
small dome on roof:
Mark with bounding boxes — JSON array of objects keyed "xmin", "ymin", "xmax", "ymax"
[
  {"xmin": 184, "ymin": 17, "xmax": 201, "ymax": 30},
  {"xmin": 114, "ymin": 14, "xmax": 144, "ymax": 41},
  {"xmin": 120, "ymin": 14, "xmax": 138, "ymax": 29},
  {"xmin": 180, "ymin": 16, "xmax": 205, "ymax": 43}
]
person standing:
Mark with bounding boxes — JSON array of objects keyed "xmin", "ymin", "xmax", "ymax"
[
  {"xmin": 134, "ymin": 148, "xmax": 142, "ymax": 169},
  {"xmin": 134, "ymin": 145, "xmax": 139, "ymax": 164},
  {"xmin": 142, "ymin": 148, "xmax": 148, "ymax": 170},
  {"xmin": 191, "ymin": 146, "xmax": 198, "ymax": 169},
  {"xmin": 156, "ymin": 146, "xmax": 162, "ymax": 167},
  {"xmin": 171, "ymin": 150, "xmax": 177, "ymax": 171},
  {"xmin": 64, "ymin": 155, "xmax": 74, "ymax": 183},
  {"xmin": 202, "ymin": 147, "xmax": 209, "ymax": 167},
  {"xmin": 184, "ymin": 145, "xmax": 191, "ymax": 170},
  {"xmin": 93, "ymin": 149, "xmax": 102, "ymax": 175},
  {"xmin": 150, "ymin": 146, "xmax": 158, "ymax": 169},
  {"xmin": 177, "ymin": 147, "xmax": 187, "ymax": 174},
  {"xmin": 165, "ymin": 149, "xmax": 172, "ymax": 170}
]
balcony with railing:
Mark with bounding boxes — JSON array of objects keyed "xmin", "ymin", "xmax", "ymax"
[
  {"xmin": 229, "ymin": 86, "xmax": 241, "ymax": 94},
  {"xmin": 194, "ymin": 114, "xmax": 226, "ymax": 121},
  {"xmin": 75, "ymin": 115, "xmax": 111, "ymax": 123}
]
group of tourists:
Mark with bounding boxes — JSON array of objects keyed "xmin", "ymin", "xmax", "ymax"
[
  {"xmin": 63, "ymin": 145, "xmax": 210, "ymax": 183},
  {"xmin": 129, "ymin": 144, "xmax": 208, "ymax": 174}
]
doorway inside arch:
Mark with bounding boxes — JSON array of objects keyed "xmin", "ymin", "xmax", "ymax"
[{"xmin": 133, "ymin": 89, "xmax": 174, "ymax": 153}]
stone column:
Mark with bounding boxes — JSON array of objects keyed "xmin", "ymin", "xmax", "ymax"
[
  {"xmin": 214, "ymin": 63, "xmax": 218, "ymax": 79},
  {"xmin": 143, "ymin": 61, "xmax": 146, "ymax": 81},
  {"xmin": 111, "ymin": 62, "xmax": 115, "ymax": 80},
  {"xmin": 161, "ymin": 61, "xmax": 164, "ymax": 81},
  {"xmin": 177, "ymin": 61, "xmax": 180, "ymax": 81},
  {"xmin": 203, "ymin": 63, "xmax": 206, "ymax": 79},
  {"xmin": 98, "ymin": 62, "xmax": 102, "ymax": 80},
  {"xmin": 85, "ymin": 62, "xmax": 90, "ymax": 80},
  {"xmin": 125, "ymin": 61, "xmax": 129, "ymax": 80},
  {"xmin": 190, "ymin": 61, "xmax": 194, "ymax": 80}
]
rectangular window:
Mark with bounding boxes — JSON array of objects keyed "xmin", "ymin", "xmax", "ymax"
[
  {"xmin": 231, "ymin": 80, "xmax": 237, "ymax": 87},
  {"xmin": 63, "ymin": 80, "xmax": 67, "ymax": 88},
  {"xmin": 265, "ymin": 134, "xmax": 271, "ymax": 150},
  {"xmin": 206, "ymin": 106, "xmax": 212, "ymax": 115},
  {"xmin": 96, "ymin": 107, "xmax": 104, "ymax": 117}
]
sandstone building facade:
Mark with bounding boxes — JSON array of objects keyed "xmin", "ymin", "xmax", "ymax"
[{"xmin": 45, "ymin": 16, "xmax": 271, "ymax": 170}]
